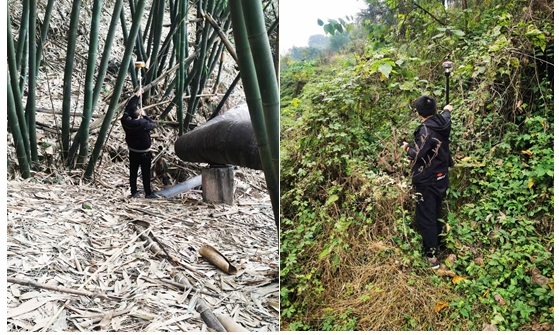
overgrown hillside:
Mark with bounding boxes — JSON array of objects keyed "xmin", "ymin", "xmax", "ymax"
[{"xmin": 280, "ymin": 0, "xmax": 553, "ymax": 331}]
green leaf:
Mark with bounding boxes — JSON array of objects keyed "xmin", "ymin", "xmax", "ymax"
[
  {"xmin": 323, "ymin": 24, "xmax": 335, "ymax": 36},
  {"xmin": 326, "ymin": 194, "xmax": 339, "ymax": 205},
  {"xmin": 317, "ymin": 18, "xmax": 324, "ymax": 26},
  {"xmin": 451, "ymin": 29, "xmax": 465, "ymax": 37},
  {"xmin": 377, "ymin": 63, "xmax": 393, "ymax": 79}
]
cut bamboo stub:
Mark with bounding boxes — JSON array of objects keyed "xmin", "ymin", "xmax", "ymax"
[
  {"xmin": 217, "ymin": 315, "xmax": 249, "ymax": 332},
  {"xmin": 199, "ymin": 245, "xmax": 237, "ymax": 275},
  {"xmin": 134, "ymin": 61, "xmax": 145, "ymax": 68}
]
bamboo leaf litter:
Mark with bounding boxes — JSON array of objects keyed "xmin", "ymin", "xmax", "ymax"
[{"xmin": 7, "ymin": 170, "xmax": 278, "ymax": 331}]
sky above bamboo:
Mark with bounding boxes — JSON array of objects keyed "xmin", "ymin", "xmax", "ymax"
[{"xmin": 280, "ymin": 0, "xmax": 368, "ymax": 54}]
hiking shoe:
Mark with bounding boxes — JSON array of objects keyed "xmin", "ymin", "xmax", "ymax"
[
  {"xmin": 427, "ymin": 257, "xmax": 440, "ymax": 269},
  {"xmin": 145, "ymin": 193, "xmax": 157, "ymax": 199},
  {"xmin": 131, "ymin": 192, "xmax": 141, "ymax": 198}
]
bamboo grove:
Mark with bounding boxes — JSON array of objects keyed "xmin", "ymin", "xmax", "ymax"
[{"xmin": 7, "ymin": 0, "xmax": 280, "ymax": 226}]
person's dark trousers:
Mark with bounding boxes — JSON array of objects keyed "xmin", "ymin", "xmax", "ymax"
[
  {"xmin": 129, "ymin": 151, "xmax": 152, "ymax": 196},
  {"xmin": 414, "ymin": 177, "xmax": 449, "ymax": 258}
]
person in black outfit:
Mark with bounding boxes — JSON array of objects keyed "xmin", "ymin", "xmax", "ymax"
[
  {"xmin": 121, "ymin": 89, "xmax": 157, "ymax": 198},
  {"xmin": 401, "ymin": 95, "xmax": 453, "ymax": 269}
]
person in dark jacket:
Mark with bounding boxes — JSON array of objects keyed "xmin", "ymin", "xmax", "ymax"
[
  {"xmin": 121, "ymin": 89, "xmax": 157, "ymax": 198},
  {"xmin": 401, "ymin": 95, "xmax": 452, "ymax": 269}
]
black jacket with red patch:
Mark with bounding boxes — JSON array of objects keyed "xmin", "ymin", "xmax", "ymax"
[{"xmin": 406, "ymin": 110, "xmax": 452, "ymax": 185}]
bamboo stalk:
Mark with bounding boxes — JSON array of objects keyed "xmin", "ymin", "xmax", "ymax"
[
  {"xmin": 196, "ymin": 300, "xmax": 226, "ymax": 332},
  {"xmin": 8, "ymin": 75, "xmax": 31, "ymax": 178},
  {"xmin": 15, "ymin": 0, "xmax": 29, "ymax": 71},
  {"xmin": 144, "ymin": 0, "xmax": 166, "ymax": 99},
  {"xmin": 65, "ymin": 0, "xmax": 124, "ymax": 162},
  {"xmin": 202, "ymin": 10, "xmax": 237, "ymax": 62},
  {"xmin": 35, "ymin": 0, "xmax": 55, "ymax": 75},
  {"xmin": 26, "ymin": 0, "xmax": 38, "ymax": 163},
  {"xmin": 242, "ymin": 0, "xmax": 280, "ymax": 181},
  {"xmin": 75, "ymin": 0, "xmax": 104, "ymax": 166},
  {"xmin": 230, "ymin": 0, "xmax": 279, "ymax": 228},
  {"xmin": 176, "ymin": 0, "xmax": 187, "ymax": 135},
  {"xmin": 7, "ymin": 276, "xmax": 121, "ymax": 301},
  {"xmin": 19, "ymin": 29, "xmax": 29, "ymax": 94},
  {"xmin": 85, "ymin": 0, "xmax": 147, "ymax": 178},
  {"xmin": 60, "ymin": 0, "xmax": 83, "ymax": 160},
  {"xmin": 119, "ymin": 7, "xmax": 138, "ymax": 89},
  {"xmin": 186, "ymin": 0, "xmax": 214, "ymax": 129},
  {"xmin": 7, "ymin": 8, "xmax": 31, "ymax": 163},
  {"xmin": 209, "ymin": 73, "xmax": 240, "ymax": 120}
]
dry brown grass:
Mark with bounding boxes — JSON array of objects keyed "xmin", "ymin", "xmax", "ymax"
[{"xmin": 293, "ymin": 241, "xmax": 487, "ymax": 331}]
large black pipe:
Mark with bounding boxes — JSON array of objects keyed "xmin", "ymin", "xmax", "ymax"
[{"xmin": 174, "ymin": 103, "xmax": 262, "ymax": 170}]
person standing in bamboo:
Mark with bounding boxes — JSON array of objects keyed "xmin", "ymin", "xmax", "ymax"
[{"xmin": 121, "ymin": 89, "xmax": 157, "ymax": 198}]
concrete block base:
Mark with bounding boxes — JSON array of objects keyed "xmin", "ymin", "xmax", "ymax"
[{"xmin": 202, "ymin": 166, "xmax": 235, "ymax": 205}]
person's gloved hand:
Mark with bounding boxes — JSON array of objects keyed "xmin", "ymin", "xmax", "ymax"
[
  {"xmin": 401, "ymin": 141, "xmax": 409, "ymax": 151},
  {"xmin": 444, "ymin": 104, "xmax": 453, "ymax": 112}
]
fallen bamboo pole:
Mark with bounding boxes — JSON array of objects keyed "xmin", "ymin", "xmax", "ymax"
[{"xmin": 7, "ymin": 276, "xmax": 121, "ymax": 301}]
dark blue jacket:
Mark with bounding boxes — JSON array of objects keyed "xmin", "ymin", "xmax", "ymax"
[
  {"xmin": 121, "ymin": 95, "xmax": 156, "ymax": 152},
  {"xmin": 406, "ymin": 109, "xmax": 452, "ymax": 185}
]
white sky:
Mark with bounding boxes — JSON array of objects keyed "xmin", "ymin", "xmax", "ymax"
[{"xmin": 280, "ymin": 0, "xmax": 368, "ymax": 54}]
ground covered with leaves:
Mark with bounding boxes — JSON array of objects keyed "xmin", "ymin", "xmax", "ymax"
[
  {"xmin": 280, "ymin": 0, "xmax": 553, "ymax": 331},
  {"xmin": 7, "ymin": 165, "xmax": 278, "ymax": 332}
]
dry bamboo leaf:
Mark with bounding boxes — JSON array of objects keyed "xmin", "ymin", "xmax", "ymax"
[
  {"xmin": 98, "ymin": 310, "xmax": 115, "ymax": 330},
  {"xmin": 7, "ymin": 298, "xmax": 49, "ymax": 318}
]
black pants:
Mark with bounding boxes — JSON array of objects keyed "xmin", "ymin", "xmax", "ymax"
[
  {"xmin": 129, "ymin": 151, "xmax": 152, "ymax": 196},
  {"xmin": 414, "ymin": 177, "xmax": 449, "ymax": 258}
]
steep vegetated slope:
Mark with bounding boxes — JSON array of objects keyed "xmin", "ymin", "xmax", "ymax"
[{"xmin": 280, "ymin": 0, "xmax": 553, "ymax": 330}]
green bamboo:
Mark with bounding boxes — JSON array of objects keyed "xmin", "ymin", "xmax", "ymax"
[
  {"xmin": 8, "ymin": 9, "xmax": 31, "ymax": 162},
  {"xmin": 176, "ymin": 0, "xmax": 188, "ymax": 135},
  {"xmin": 209, "ymin": 72, "xmax": 240, "ymax": 120},
  {"xmin": 35, "ymin": 0, "xmax": 55, "ymax": 74},
  {"xmin": 68, "ymin": 0, "xmax": 125, "ymax": 163},
  {"xmin": 74, "ymin": 0, "xmax": 104, "ymax": 166},
  {"xmin": 186, "ymin": 0, "xmax": 214, "ymax": 129},
  {"xmin": 15, "ymin": 0, "xmax": 29, "ymax": 70},
  {"xmin": 119, "ymin": 8, "xmax": 139, "ymax": 89},
  {"xmin": 85, "ymin": 0, "xmax": 147, "ymax": 178},
  {"xmin": 128, "ymin": 0, "xmax": 147, "ymax": 63},
  {"xmin": 19, "ymin": 32, "xmax": 28, "ymax": 94},
  {"xmin": 8, "ymin": 75, "xmax": 31, "ymax": 179},
  {"xmin": 26, "ymin": 0, "xmax": 38, "ymax": 162},
  {"xmin": 241, "ymin": 0, "xmax": 280, "ymax": 180},
  {"xmin": 92, "ymin": 0, "xmax": 124, "ymax": 112},
  {"xmin": 144, "ymin": 1, "xmax": 156, "ymax": 58},
  {"xmin": 60, "ymin": 0, "xmax": 82, "ymax": 159},
  {"xmin": 144, "ymin": 0, "xmax": 166, "ymax": 98},
  {"xmin": 229, "ymin": 0, "xmax": 279, "ymax": 227}
]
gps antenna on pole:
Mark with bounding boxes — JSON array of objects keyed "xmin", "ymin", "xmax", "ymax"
[
  {"xmin": 135, "ymin": 61, "xmax": 145, "ymax": 110},
  {"xmin": 443, "ymin": 61, "xmax": 453, "ymax": 105}
]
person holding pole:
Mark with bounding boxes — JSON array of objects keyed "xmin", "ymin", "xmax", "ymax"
[
  {"xmin": 400, "ymin": 62, "xmax": 454, "ymax": 269},
  {"xmin": 121, "ymin": 88, "xmax": 157, "ymax": 199}
]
